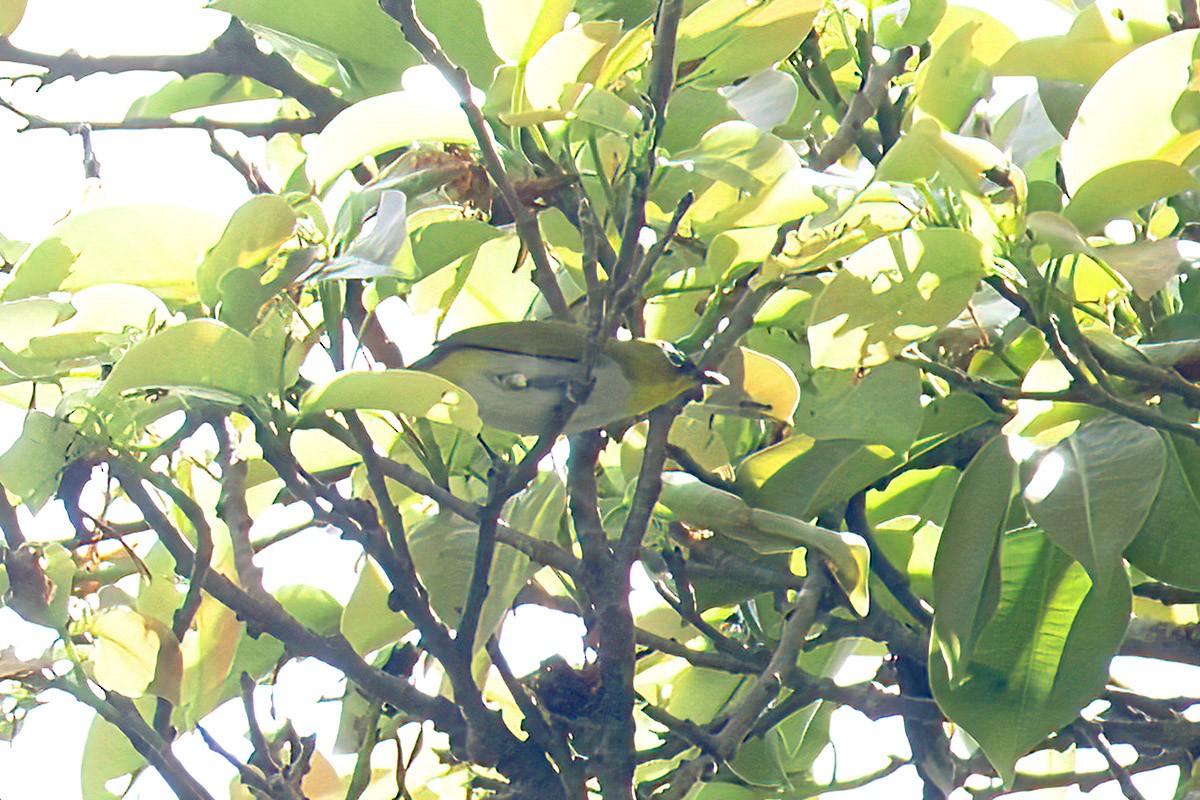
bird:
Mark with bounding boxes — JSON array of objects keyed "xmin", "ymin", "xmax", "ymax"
[{"xmin": 410, "ymin": 320, "xmax": 705, "ymax": 435}]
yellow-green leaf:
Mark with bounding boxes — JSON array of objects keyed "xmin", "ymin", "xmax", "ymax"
[
  {"xmin": 306, "ymin": 92, "xmax": 474, "ymax": 190},
  {"xmin": 4, "ymin": 206, "xmax": 225, "ymax": 303},
  {"xmin": 298, "ymin": 369, "xmax": 483, "ymax": 433},
  {"xmin": 197, "ymin": 195, "xmax": 298, "ymax": 307},
  {"xmin": 659, "ymin": 473, "xmax": 870, "ymax": 615},
  {"xmin": 93, "ymin": 608, "xmax": 182, "ymax": 703},
  {"xmin": 0, "ymin": 0, "xmax": 27, "ymax": 36},
  {"xmin": 101, "ymin": 320, "xmax": 276, "ymax": 403}
]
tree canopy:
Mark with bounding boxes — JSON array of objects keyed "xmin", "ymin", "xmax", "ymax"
[{"xmin": 4, "ymin": 0, "xmax": 1200, "ymax": 798}]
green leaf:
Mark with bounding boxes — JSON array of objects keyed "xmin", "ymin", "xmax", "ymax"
[
  {"xmin": 414, "ymin": 0, "xmax": 501, "ymax": 89},
  {"xmin": 929, "ymin": 527, "xmax": 1131, "ymax": 785},
  {"xmin": 409, "ymin": 218, "xmax": 506, "ymax": 280},
  {"xmin": 481, "ymin": 0, "xmax": 574, "ymax": 64},
  {"xmin": 660, "ymin": 473, "xmax": 870, "ymax": 615},
  {"xmin": 869, "ymin": 466, "xmax": 960, "ymax": 603},
  {"xmin": 1095, "ymin": 239, "xmax": 1188, "ymax": 300},
  {"xmin": 877, "ymin": 0, "xmax": 946, "ymax": 49},
  {"xmin": 0, "ymin": 231, "xmax": 29, "ymax": 266},
  {"xmin": 0, "ymin": 412, "xmax": 76, "ymax": 512},
  {"xmin": 211, "ymin": 0, "xmax": 422, "ymax": 99},
  {"xmin": 931, "ymin": 437, "xmax": 1016, "ymax": 682},
  {"xmin": 909, "ymin": 391, "xmax": 1000, "ymax": 462},
  {"xmin": 204, "ymin": 630, "xmax": 286, "ymax": 719},
  {"xmin": 808, "ymin": 228, "xmax": 987, "ymax": 369},
  {"xmin": 2, "ymin": 240, "xmax": 76, "ymax": 302},
  {"xmin": 1022, "ymin": 416, "xmax": 1165, "ymax": 587},
  {"xmin": 1025, "ymin": 212, "xmax": 1185, "ymax": 300},
  {"xmin": 42, "ymin": 284, "xmax": 168, "ymax": 341},
  {"xmin": 1060, "ymin": 29, "xmax": 1200, "ymax": 194},
  {"xmin": 702, "ymin": 346, "xmax": 800, "ymax": 425},
  {"xmin": 4, "ymin": 206, "xmax": 225, "ymax": 303},
  {"xmin": 506, "ymin": 472, "xmax": 567, "ymax": 540},
  {"xmin": 672, "ymin": 121, "xmax": 829, "ymax": 234},
  {"xmin": 0, "ymin": 297, "xmax": 73, "ymax": 375},
  {"xmin": 772, "ymin": 193, "xmax": 915, "ymax": 276},
  {"xmin": 875, "ymin": 117, "xmax": 1011, "ymax": 196},
  {"xmin": 736, "ymin": 435, "xmax": 901, "ymax": 522},
  {"xmin": 1062, "ymin": 161, "xmax": 1197, "ymax": 235},
  {"xmin": 665, "ymin": 666, "xmax": 747, "ymax": 722},
  {"xmin": 520, "ymin": 21, "xmax": 620, "ymax": 115},
  {"xmin": 196, "ymin": 195, "xmax": 297, "ymax": 307},
  {"xmin": 408, "ymin": 234, "xmax": 539, "ymax": 330},
  {"xmin": 793, "ymin": 362, "xmax": 923, "ymax": 454},
  {"xmin": 676, "ymin": 0, "xmax": 823, "ymax": 88},
  {"xmin": 306, "ymin": 91, "xmax": 475, "ymax": 190},
  {"xmin": 298, "ymin": 369, "xmax": 483, "ymax": 433},
  {"xmin": 274, "ymin": 584, "xmax": 343, "ymax": 635},
  {"xmin": 101, "ymin": 320, "xmax": 276, "ymax": 404},
  {"xmin": 658, "ymin": 85, "xmax": 738, "ymax": 154},
  {"xmin": 913, "ymin": 22, "xmax": 994, "ymax": 130},
  {"xmin": 408, "ymin": 512, "xmax": 538, "ymax": 650},
  {"xmin": 1126, "ymin": 433, "xmax": 1200, "ymax": 590},
  {"xmin": 81, "ymin": 701, "xmax": 151, "ymax": 800},
  {"xmin": 126, "ymin": 74, "xmax": 279, "ymax": 120},
  {"xmin": 571, "ymin": 85, "xmax": 643, "ymax": 134},
  {"xmin": 340, "ymin": 561, "xmax": 415, "ymax": 652}
]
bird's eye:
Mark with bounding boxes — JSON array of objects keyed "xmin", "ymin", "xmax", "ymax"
[{"xmin": 497, "ymin": 372, "xmax": 528, "ymax": 390}]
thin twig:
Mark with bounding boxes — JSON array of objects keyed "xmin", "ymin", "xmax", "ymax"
[
  {"xmin": 337, "ymin": 445, "xmax": 580, "ymax": 576},
  {"xmin": 6, "ymin": 108, "xmax": 322, "ymax": 136},
  {"xmin": 967, "ymin": 752, "xmax": 1178, "ymax": 799},
  {"xmin": 639, "ymin": 695, "xmax": 723, "ymax": 755},
  {"xmin": 1076, "ymin": 720, "xmax": 1149, "ymax": 800},
  {"xmin": 196, "ymin": 724, "xmax": 271, "ymax": 794},
  {"xmin": 208, "ymin": 132, "xmax": 272, "ymax": 193},
  {"xmin": 610, "ymin": 191, "xmax": 694, "ymax": 333},
  {"xmin": 341, "ymin": 413, "xmax": 454, "ymax": 654},
  {"xmin": 457, "ymin": 471, "xmax": 506, "ymax": 656},
  {"xmin": 635, "ymin": 628, "xmax": 762, "ymax": 673},
  {"xmin": 77, "ymin": 124, "xmax": 101, "ymax": 180},
  {"xmin": 609, "ymin": 0, "xmax": 685, "ymax": 294}
]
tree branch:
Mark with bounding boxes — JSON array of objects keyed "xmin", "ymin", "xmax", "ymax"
[
  {"xmin": 108, "ymin": 461, "xmax": 471, "ymax": 744},
  {"xmin": 609, "ymin": 0, "xmax": 685, "ymax": 294},
  {"xmin": 1183, "ymin": 0, "xmax": 1200, "ymax": 29},
  {"xmin": 809, "ymin": 48, "xmax": 912, "ymax": 171},
  {"xmin": 32, "ymin": 676, "xmax": 215, "ymax": 800},
  {"xmin": 0, "ymin": 19, "xmax": 345, "ymax": 122}
]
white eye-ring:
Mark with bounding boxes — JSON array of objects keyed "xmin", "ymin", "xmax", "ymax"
[{"xmin": 497, "ymin": 372, "xmax": 528, "ymax": 390}]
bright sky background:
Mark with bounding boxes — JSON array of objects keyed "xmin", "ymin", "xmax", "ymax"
[{"xmin": 0, "ymin": 1, "xmax": 1195, "ymax": 799}]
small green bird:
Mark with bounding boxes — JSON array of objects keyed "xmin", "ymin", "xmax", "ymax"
[{"xmin": 411, "ymin": 321, "xmax": 705, "ymax": 435}]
